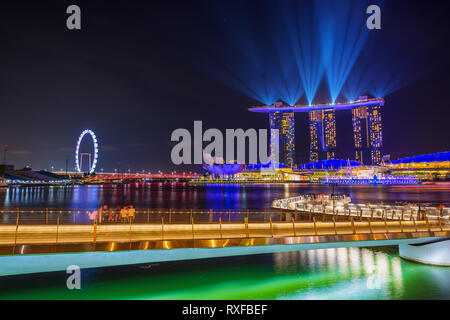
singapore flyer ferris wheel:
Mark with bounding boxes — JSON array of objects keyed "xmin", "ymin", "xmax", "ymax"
[{"xmin": 75, "ymin": 129, "xmax": 99, "ymax": 174}]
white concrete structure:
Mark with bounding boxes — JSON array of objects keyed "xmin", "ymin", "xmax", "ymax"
[
  {"xmin": 399, "ymin": 239, "xmax": 450, "ymax": 266},
  {"xmin": 272, "ymin": 194, "xmax": 450, "ymax": 222}
]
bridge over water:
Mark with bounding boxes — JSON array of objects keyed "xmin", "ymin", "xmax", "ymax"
[
  {"xmin": 0, "ymin": 207, "xmax": 449, "ymax": 275},
  {"xmin": 84, "ymin": 172, "xmax": 201, "ymax": 183}
]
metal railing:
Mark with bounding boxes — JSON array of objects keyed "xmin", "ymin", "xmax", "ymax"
[
  {"xmin": 272, "ymin": 196, "xmax": 450, "ymax": 222},
  {"xmin": 0, "ymin": 212, "xmax": 449, "ymax": 248},
  {"xmin": 0, "ymin": 208, "xmax": 294, "ymax": 225},
  {"xmin": 1, "ymin": 206, "xmax": 449, "ymax": 226}
]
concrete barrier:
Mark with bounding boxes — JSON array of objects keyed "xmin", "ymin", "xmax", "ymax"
[{"xmin": 399, "ymin": 239, "xmax": 450, "ymax": 266}]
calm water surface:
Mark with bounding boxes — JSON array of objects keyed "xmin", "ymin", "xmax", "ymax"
[
  {"xmin": 0, "ymin": 184, "xmax": 449, "ymax": 300},
  {"xmin": 1, "ymin": 183, "xmax": 448, "ymax": 210}
]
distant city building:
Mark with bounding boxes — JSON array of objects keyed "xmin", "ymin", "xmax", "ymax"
[
  {"xmin": 1, "ymin": 169, "xmax": 70, "ymax": 183},
  {"xmin": 0, "ymin": 164, "xmax": 15, "ymax": 173},
  {"xmin": 269, "ymin": 101, "xmax": 295, "ymax": 168},
  {"xmin": 202, "ymin": 152, "xmax": 244, "ymax": 179},
  {"xmin": 351, "ymin": 103, "xmax": 383, "ymax": 165},
  {"xmin": 390, "ymin": 151, "xmax": 450, "ymax": 164},
  {"xmin": 249, "ymin": 97, "xmax": 384, "ymax": 167},
  {"xmin": 308, "ymin": 109, "xmax": 336, "ymax": 162},
  {"xmin": 297, "ymin": 159, "xmax": 361, "ymax": 170},
  {"xmin": 388, "ymin": 151, "xmax": 450, "ymax": 181}
]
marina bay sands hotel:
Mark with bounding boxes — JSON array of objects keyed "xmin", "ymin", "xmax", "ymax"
[{"xmin": 249, "ymin": 97, "xmax": 384, "ymax": 167}]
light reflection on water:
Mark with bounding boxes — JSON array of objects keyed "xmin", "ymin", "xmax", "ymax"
[
  {"xmin": 272, "ymin": 247, "xmax": 409, "ymax": 299},
  {"xmin": 1, "ymin": 184, "xmax": 449, "ymax": 210},
  {"xmin": 0, "ymin": 185, "xmax": 449, "ymax": 299},
  {"xmin": 0, "ymin": 246, "xmax": 449, "ymax": 299}
]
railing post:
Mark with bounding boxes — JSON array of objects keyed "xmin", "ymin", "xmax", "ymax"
[
  {"xmin": 73, "ymin": 208, "xmax": 75, "ymax": 224},
  {"xmin": 191, "ymin": 217, "xmax": 195, "ymax": 240},
  {"xmin": 219, "ymin": 217, "xmax": 223, "ymax": 239},
  {"xmin": 399, "ymin": 219, "xmax": 404, "ymax": 233},
  {"xmin": 412, "ymin": 216, "xmax": 418, "ymax": 232},
  {"xmin": 332, "ymin": 216, "xmax": 337, "ymax": 235},
  {"xmin": 264, "ymin": 209, "xmax": 266, "ymax": 222},
  {"xmin": 368, "ymin": 218, "xmax": 373, "ymax": 234},
  {"xmin": 245, "ymin": 217, "xmax": 249, "ymax": 238},
  {"xmin": 291, "ymin": 217, "xmax": 296, "ymax": 236},
  {"xmin": 13, "ymin": 211, "xmax": 20, "ymax": 253},
  {"xmin": 162, "ymin": 217, "xmax": 164, "ymax": 240},
  {"xmin": 147, "ymin": 208, "xmax": 150, "ymax": 223},
  {"xmin": 438, "ymin": 217, "xmax": 443, "ymax": 232},
  {"xmin": 425, "ymin": 215, "xmax": 431, "ymax": 232},
  {"xmin": 269, "ymin": 217, "xmax": 274, "ymax": 238},
  {"xmin": 46, "ymin": 208, "xmax": 48, "ymax": 224},
  {"xmin": 351, "ymin": 217, "xmax": 356, "ymax": 234},
  {"xmin": 129, "ymin": 217, "xmax": 132, "ymax": 247},
  {"xmin": 16, "ymin": 209, "xmax": 20, "ymax": 228},
  {"xmin": 313, "ymin": 217, "xmax": 318, "ymax": 236},
  {"xmin": 384, "ymin": 217, "xmax": 389, "ymax": 233},
  {"xmin": 93, "ymin": 220, "xmax": 97, "ymax": 244},
  {"xmin": 56, "ymin": 216, "xmax": 60, "ymax": 244},
  {"xmin": 228, "ymin": 210, "xmax": 231, "ymax": 222}
]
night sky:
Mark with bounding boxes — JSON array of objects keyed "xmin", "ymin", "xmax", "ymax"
[{"xmin": 0, "ymin": 0, "xmax": 449, "ymax": 173}]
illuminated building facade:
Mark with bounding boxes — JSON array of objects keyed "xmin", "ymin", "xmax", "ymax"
[
  {"xmin": 309, "ymin": 109, "xmax": 336, "ymax": 162},
  {"xmin": 388, "ymin": 151, "xmax": 450, "ymax": 180},
  {"xmin": 249, "ymin": 98, "xmax": 384, "ymax": 167},
  {"xmin": 269, "ymin": 106, "xmax": 295, "ymax": 168},
  {"xmin": 352, "ymin": 104, "xmax": 383, "ymax": 165}
]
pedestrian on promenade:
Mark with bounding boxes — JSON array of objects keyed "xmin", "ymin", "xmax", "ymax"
[
  {"xmin": 88, "ymin": 209, "xmax": 98, "ymax": 222},
  {"xmin": 107, "ymin": 208, "xmax": 115, "ymax": 222},
  {"xmin": 120, "ymin": 206, "xmax": 128, "ymax": 223},
  {"xmin": 440, "ymin": 203, "xmax": 445, "ymax": 217},
  {"xmin": 115, "ymin": 206, "xmax": 121, "ymax": 222},
  {"xmin": 98, "ymin": 205, "xmax": 109, "ymax": 224},
  {"xmin": 128, "ymin": 205, "xmax": 136, "ymax": 222}
]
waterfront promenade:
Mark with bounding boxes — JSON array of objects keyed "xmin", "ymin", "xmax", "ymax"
[
  {"xmin": 0, "ymin": 207, "xmax": 448, "ymax": 249},
  {"xmin": 0, "ymin": 217, "xmax": 448, "ymax": 247},
  {"xmin": 0, "ymin": 205, "xmax": 449, "ymax": 275},
  {"xmin": 272, "ymin": 194, "xmax": 450, "ymax": 221}
]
